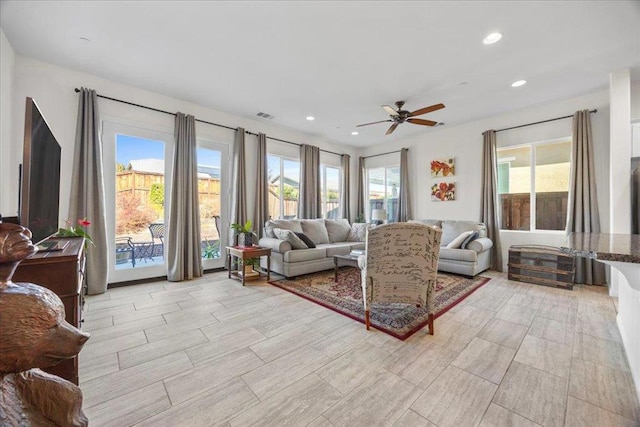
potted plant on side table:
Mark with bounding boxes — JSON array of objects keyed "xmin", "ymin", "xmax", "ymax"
[{"xmin": 231, "ymin": 220, "xmax": 257, "ymax": 248}]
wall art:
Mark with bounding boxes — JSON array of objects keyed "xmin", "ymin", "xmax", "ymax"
[
  {"xmin": 431, "ymin": 182, "xmax": 455, "ymax": 201},
  {"xmin": 431, "ymin": 158, "xmax": 455, "ymax": 177}
]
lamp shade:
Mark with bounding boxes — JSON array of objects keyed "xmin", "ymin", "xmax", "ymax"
[{"xmin": 371, "ymin": 209, "xmax": 387, "ymax": 221}]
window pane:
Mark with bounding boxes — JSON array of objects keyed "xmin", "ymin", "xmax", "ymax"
[
  {"xmin": 282, "ymin": 159, "xmax": 300, "ymax": 219},
  {"xmin": 267, "ymin": 155, "xmax": 282, "ymax": 219},
  {"xmin": 386, "ymin": 167, "xmax": 400, "ymax": 223},
  {"xmin": 115, "ymin": 135, "xmax": 165, "ymax": 269},
  {"xmin": 497, "ymin": 146, "xmax": 531, "ymax": 230},
  {"xmin": 535, "ymin": 141, "xmax": 571, "ymax": 230},
  {"xmin": 323, "ymin": 166, "xmax": 340, "ymax": 219},
  {"xmin": 197, "ymin": 147, "xmax": 222, "ymax": 259},
  {"xmin": 368, "ymin": 168, "xmax": 385, "ymax": 220}
]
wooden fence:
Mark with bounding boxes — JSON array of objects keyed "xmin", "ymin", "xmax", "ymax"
[{"xmin": 500, "ymin": 191, "xmax": 568, "ymax": 231}]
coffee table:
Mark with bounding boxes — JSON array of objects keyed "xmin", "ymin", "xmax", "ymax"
[{"xmin": 333, "ymin": 254, "xmax": 361, "ymax": 282}]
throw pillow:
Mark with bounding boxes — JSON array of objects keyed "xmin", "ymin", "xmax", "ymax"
[
  {"xmin": 273, "ymin": 228, "xmax": 308, "ymax": 249},
  {"xmin": 324, "ymin": 218, "xmax": 351, "ymax": 242},
  {"xmin": 300, "ymin": 219, "xmax": 330, "ymax": 244},
  {"xmin": 446, "ymin": 230, "xmax": 474, "ymax": 249},
  {"xmin": 347, "ymin": 223, "xmax": 370, "ymax": 242},
  {"xmin": 264, "ymin": 219, "xmax": 303, "ymax": 238},
  {"xmin": 461, "ymin": 231, "xmax": 479, "ymax": 249},
  {"xmin": 294, "ymin": 232, "xmax": 316, "ymax": 248}
]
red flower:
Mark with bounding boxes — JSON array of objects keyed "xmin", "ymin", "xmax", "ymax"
[{"xmin": 78, "ymin": 218, "xmax": 91, "ymax": 227}]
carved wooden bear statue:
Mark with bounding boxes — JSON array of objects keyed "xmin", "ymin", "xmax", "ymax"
[{"xmin": 0, "ymin": 223, "xmax": 90, "ymax": 426}]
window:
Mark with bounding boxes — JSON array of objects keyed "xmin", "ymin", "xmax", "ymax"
[
  {"xmin": 267, "ymin": 155, "xmax": 300, "ymax": 219},
  {"xmin": 497, "ymin": 139, "xmax": 571, "ymax": 231},
  {"xmin": 366, "ymin": 166, "xmax": 400, "ymax": 222},
  {"xmin": 321, "ymin": 165, "xmax": 341, "ymax": 219}
]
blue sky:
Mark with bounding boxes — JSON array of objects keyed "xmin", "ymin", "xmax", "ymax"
[{"xmin": 116, "ymin": 134, "xmax": 221, "ymax": 167}]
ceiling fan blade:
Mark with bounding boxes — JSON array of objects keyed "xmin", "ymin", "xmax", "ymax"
[
  {"xmin": 407, "ymin": 118, "xmax": 437, "ymax": 126},
  {"xmin": 356, "ymin": 119, "xmax": 393, "ymax": 127},
  {"xmin": 385, "ymin": 123, "xmax": 399, "ymax": 135},
  {"xmin": 409, "ymin": 103, "xmax": 445, "ymax": 117},
  {"xmin": 382, "ymin": 105, "xmax": 399, "ymax": 116}
]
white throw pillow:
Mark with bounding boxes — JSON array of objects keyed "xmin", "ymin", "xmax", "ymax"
[
  {"xmin": 347, "ymin": 223, "xmax": 370, "ymax": 242},
  {"xmin": 273, "ymin": 228, "xmax": 308, "ymax": 249},
  {"xmin": 446, "ymin": 230, "xmax": 474, "ymax": 249}
]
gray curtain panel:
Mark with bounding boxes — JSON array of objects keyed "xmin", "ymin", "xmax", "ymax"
[
  {"xmin": 566, "ymin": 110, "xmax": 606, "ymax": 284},
  {"xmin": 253, "ymin": 133, "xmax": 269, "ymax": 239},
  {"xmin": 395, "ymin": 148, "xmax": 411, "ymax": 222},
  {"xmin": 298, "ymin": 144, "xmax": 321, "ymax": 219},
  {"xmin": 167, "ymin": 112, "xmax": 202, "ymax": 281},
  {"xmin": 340, "ymin": 154, "xmax": 351, "ymax": 221},
  {"xmin": 356, "ymin": 156, "xmax": 365, "ymax": 221},
  {"xmin": 230, "ymin": 127, "xmax": 247, "ymax": 246},
  {"xmin": 481, "ymin": 130, "xmax": 503, "ymax": 272},
  {"xmin": 68, "ymin": 88, "xmax": 108, "ymax": 295}
]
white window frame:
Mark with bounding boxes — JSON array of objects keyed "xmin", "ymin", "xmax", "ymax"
[
  {"xmin": 497, "ymin": 136, "xmax": 571, "ymax": 232},
  {"xmin": 321, "ymin": 164, "xmax": 341, "ymax": 219},
  {"xmin": 267, "ymin": 154, "xmax": 300, "ymax": 219},
  {"xmin": 365, "ymin": 165, "xmax": 399, "ymax": 223},
  {"xmin": 197, "ymin": 138, "xmax": 230, "ymax": 270}
]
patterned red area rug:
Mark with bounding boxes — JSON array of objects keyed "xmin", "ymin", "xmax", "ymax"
[{"xmin": 269, "ymin": 268, "xmax": 490, "ymax": 340}]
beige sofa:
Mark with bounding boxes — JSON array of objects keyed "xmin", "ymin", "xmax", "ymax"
[
  {"xmin": 258, "ymin": 218, "xmax": 366, "ymax": 278},
  {"xmin": 409, "ymin": 219, "xmax": 493, "ymax": 276}
]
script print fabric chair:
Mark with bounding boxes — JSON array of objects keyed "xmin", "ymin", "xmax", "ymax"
[{"xmin": 361, "ymin": 222, "xmax": 442, "ymax": 335}]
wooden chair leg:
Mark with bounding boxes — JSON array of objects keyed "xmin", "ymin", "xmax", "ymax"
[
  {"xmin": 428, "ymin": 313, "xmax": 434, "ymax": 335},
  {"xmin": 365, "ymin": 310, "xmax": 370, "ymax": 330}
]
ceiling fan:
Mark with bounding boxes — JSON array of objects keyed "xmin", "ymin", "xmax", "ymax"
[{"xmin": 357, "ymin": 101, "xmax": 445, "ymax": 135}]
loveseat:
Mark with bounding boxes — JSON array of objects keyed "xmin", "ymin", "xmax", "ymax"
[
  {"xmin": 409, "ymin": 219, "xmax": 493, "ymax": 276},
  {"xmin": 258, "ymin": 218, "xmax": 367, "ymax": 277}
]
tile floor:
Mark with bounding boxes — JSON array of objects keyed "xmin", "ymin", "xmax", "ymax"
[{"xmin": 78, "ymin": 271, "xmax": 640, "ymax": 426}]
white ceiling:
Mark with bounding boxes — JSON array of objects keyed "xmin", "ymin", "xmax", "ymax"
[{"xmin": 2, "ymin": 1, "xmax": 639, "ymax": 147}]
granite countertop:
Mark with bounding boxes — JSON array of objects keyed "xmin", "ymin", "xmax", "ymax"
[{"xmin": 561, "ymin": 233, "xmax": 640, "ymax": 264}]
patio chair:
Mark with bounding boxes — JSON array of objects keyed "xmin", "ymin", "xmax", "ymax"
[
  {"xmin": 360, "ymin": 222, "xmax": 442, "ymax": 335},
  {"xmin": 148, "ymin": 222, "xmax": 165, "ymax": 259},
  {"xmin": 115, "ymin": 236, "xmax": 136, "ymax": 267}
]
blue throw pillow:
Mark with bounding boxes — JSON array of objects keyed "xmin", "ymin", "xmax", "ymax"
[{"xmin": 461, "ymin": 231, "xmax": 479, "ymax": 249}]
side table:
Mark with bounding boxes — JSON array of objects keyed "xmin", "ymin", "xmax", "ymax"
[{"xmin": 227, "ymin": 245, "xmax": 271, "ymax": 285}]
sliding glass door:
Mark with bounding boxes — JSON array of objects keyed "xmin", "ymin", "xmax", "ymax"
[
  {"xmin": 103, "ymin": 121, "xmax": 174, "ymax": 283},
  {"xmin": 103, "ymin": 121, "xmax": 230, "ymax": 283},
  {"xmin": 197, "ymin": 141, "xmax": 229, "ymax": 270}
]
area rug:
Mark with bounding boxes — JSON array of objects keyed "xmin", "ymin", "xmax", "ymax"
[{"xmin": 269, "ymin": 268, "xmax": 490, "ymax": 340}]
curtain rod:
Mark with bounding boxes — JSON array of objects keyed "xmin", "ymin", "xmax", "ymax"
[
  {"xmin": 74, "ymin": 88, "xmax": 342, "ymax": 156},
  {"xmin": 495, "ymin": 109, "xmax": 597, "ymax": 133},
  {"xmin": 362, "ymin": 148, "xmax": 406, "ymax": 160}
]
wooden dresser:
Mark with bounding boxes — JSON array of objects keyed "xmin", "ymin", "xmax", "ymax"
[{"xmin": 13, "ymin": 236, "xmax": 86, "ymax": 385}]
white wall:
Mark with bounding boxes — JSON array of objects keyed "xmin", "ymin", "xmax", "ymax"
[
  {"xmin": 361, "ymin": 90, "xmax": 611, "ymax": 270},
  {"xmin": 0, "ymin": 28, "xmax": 16, "ymax": 216},
  {"xmin": 2, "ymin": 56, "xmax": 359, "ymax": 226}
]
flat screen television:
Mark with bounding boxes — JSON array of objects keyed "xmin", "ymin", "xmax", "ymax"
[{"xmin": 19, "ymin": 97, "xmax": 62, "ymax": 245}]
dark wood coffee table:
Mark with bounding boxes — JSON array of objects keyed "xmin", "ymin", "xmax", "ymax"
[{"xmin": 333, "ymin": 254, "xmax": 361, "ymax": 281}]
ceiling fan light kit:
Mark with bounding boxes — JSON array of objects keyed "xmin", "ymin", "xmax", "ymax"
[{"xmin": 357, "ymin": 100, "xmax": 445, "ymax": 135}]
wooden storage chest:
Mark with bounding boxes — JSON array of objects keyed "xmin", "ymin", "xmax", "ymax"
[{"xmin": 508, "ymin": 245, "xmax": 575, "ymax": 290}]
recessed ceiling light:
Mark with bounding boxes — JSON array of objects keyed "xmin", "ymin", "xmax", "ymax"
[
  {"xmin": 511, "ymin": 80, "xmax": 527, "ymax": 87},
  {"xmin": 351, "ymin": 131, "xmax": 359, "ymax": 136},
  {"xmin": 483, "ymin": 32, "xmax": 502, "ymax": 45},
  {"xmin": 306, "ymin": 116, "xmax": 315, "ymax": 121}
]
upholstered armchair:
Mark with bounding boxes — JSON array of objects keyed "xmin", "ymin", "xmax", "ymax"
[{"xmin": 360, "ymin": 222, "xmax": 442, "ymax": 334}]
